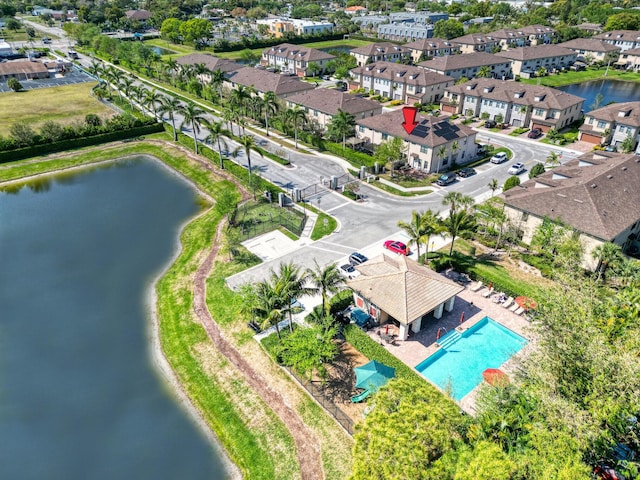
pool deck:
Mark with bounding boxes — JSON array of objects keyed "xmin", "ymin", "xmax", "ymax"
[{"xmin": 367, "ymin": 281, "xmax": 535, "ymax": 414}]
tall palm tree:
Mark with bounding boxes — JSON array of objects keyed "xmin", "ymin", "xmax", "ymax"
[
  {"xmin": 306, "ymin": 261, "xmax": 345, "ymax": 318},
  {"xmin": 436, "ymin": 145, "xmax": 447, "ymax": 173},
  {"xmin": 210, "ymin": 68, "xmax": 226, "ymax": 103},
  {"xmin": 158, "ymin": 96, "xmax": 182, "ymax": 142},
  {"xmin": 328, "ymin": 109, "xmax": 356, "ymax": 150},
  {"xmin": 119, "ymin": 76, "xmax": 135, "ymax": 110},
  {"xmin": 441, "ymin": 209, "xmax": 476, "ymax": 256},
  {"xmin": 87, "ymin": 60, "xmax": 103, "ymax": 79},
  {"xmin": 179, "ymin": 102, "xmax": 206, "ymax": 154},
  {"xmin": 450, "ymin": 140, "xmax": 460, "ymax": 164},
  {"xmin": 223, "ymin": 106, "xmax": 238, "ymax": 136},
  {"xmin": 202, "ymin": 119, "xmax": 228, "ymax": 169},
  {"xmin": 132, "ymin": 85, "xmax": 148, "ymax": 114},
  {"xmin": 262, "ymin": 91, "xmax": 279, "ymax": 136},
  {"xmin": 287, "ymin": 106, "xmax": 307, "ymax": 149},
  {"xmin": 592, "ymin": 242, "xmax": 624, "ymax": 282},
  {"xmin": 488, "ymin": 178, "xmax": 499, "ymax": 197},
  {"xmin": 230, "ymin": 85, "xmax": 250, "ymax": 117},
  {"xmin": 477, "ymin": 66, "xmax": 492, "ymax": 78},
  {"xmin": 546, "ymin": 151, "xmax": 561, "ymax": 168},
  {"xmin": 145, "ymin": 89, "xmax": 163, "ymax": 120},
  {"xmin": 105, "ymin": 66, "xmax": 123, "ymax": 99},
  {"xmin": 254, "ymin": 280, "xmax": 285, "ymax": 339},
  {"xmin": 442, "ymin": 191, "xmax": 474, "ymax": 215},
  {"xmin": 398, "ymin": 210, "xmax": 427, "ymax": 261},
  {"xmin": 421, "ymin": 209, "xmax": 444, "ymax": 260},
  {"xmin": 271, "ymin": 262, "xmax": 311, "ymax": 332},
  {"xmin": 239, "ymin": 134, "xmax": 260, "ymax": 178}
]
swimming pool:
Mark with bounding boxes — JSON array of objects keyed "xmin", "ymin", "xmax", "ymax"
[{"xmin": 415, "ymin": 317, "xmax": 527, "ymax": 401}]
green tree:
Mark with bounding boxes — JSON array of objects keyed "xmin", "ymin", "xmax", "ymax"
[
  {"xmin": 286, "ymin": 106, "xmax": 307, "ymax": 149},
  {"xmin": 202, "ymin": 119, "xmax": 228, "ymax": 170},
  {"xmin": 529, "ymin": 162, "xmax": 546, "ymax": 178},
  {"xmin": 239, "ymin": 48, "xmax": 260, "ymax": 66},
  {"xmin": 604, "ymin": 12, "xmax": 640, "ymax": 31},
  {"xmin": 179, "ymin": 18, "xmax": 213, "ymax": 47},
  {"xmin": 477, "ymin": 66, "xmax": 492, "ymax": 78},
  {"xmin": 271, "ymin": 261, "xmax": 312, "ymax": 332},
  {"xmin": 398, "ymin": 210, "xmax": 428, "ymax": 261},
  {"xmin": 374, "ymin": 137, "xmax": 405, "ymax": 174},
  {"xmin": 503, "ymin": 175, "xmax": 520, "ymax": 191},
  {"xmin": 442, "ymin": 191, "xmax": 474, "ymax": 215},
  {"xmin": 592, "ymin": 242, "xmax": 624, "ymax": 282},
  {"xmin": 251, "ymin": 280, "xmax": 285, "ymax": 339},
  {"xmin": 442, "ymin": 209, "xmax": 476, "ymax": 255},
  {"xmin": 422, "ymin": 209, "xmax": 445, "ymax": 260},
  {"xmin": 7, "ymin": 77, "xmax": 23, "ymax": 92},
  {"xmin": 179, "ymin": 102, "xmax": 206, "ymax": 154},
  {"xmin": 160, "ymin": 18, "xmax": 183, "ymax": 43},
  {"xmin": 239, "ymin": 134, "xmax": 260, "ymax": 181},
  {"xmin": 306, "ymin": 261, "xmax": 345, "ymax": 318},
  {"xmin": 327, "ymin": 109, "xmax": 356, "ymax": 149},
  {"xmin": 546, "ymin": 150, "xmax": 561, "ymax": 167},
  {"xmin": 262, "ymin": 91, "xmax": 279, "ymax": 137},
  {"xmin": 9, "ymin": 122, "xmax": 36, "ymax": 146},
  {"xmin": 158, "ymin": 96, "xmax": 182, "ymax": 142},
  {"xmin": 620, "ymin": 134, "xmax": 635, "ymax": 153},
  {"xmin": 488, "ymin": 178, "xmax": 499, "ymax": 196},
  {"xmin": 433, "ymin": 19, "xmax": 464, "ymax": 39},
  {"xmin": 210, "ymin": 68, "xmax": 226, "ymax": 102},
  {"xmin": 277, "ymin": 324, "xmax": 338, "ymax": 380}
]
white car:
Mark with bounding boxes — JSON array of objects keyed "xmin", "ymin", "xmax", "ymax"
[
  {"xmin": 490, "ymin": 152, "xmax": 508, "ymax": 164},
  {"xmin": 508, "ymin": 162, "xmax": 525, "ymax": 175}
]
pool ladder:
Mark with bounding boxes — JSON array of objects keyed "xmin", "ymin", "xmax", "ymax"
[{"xmin": 438, "ymin": 330, "xmax": 462, "ymax": 349}]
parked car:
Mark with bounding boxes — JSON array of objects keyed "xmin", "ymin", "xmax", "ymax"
[
  {"xmin": 484, "ymin": 120, "xmax": 497, "ymax": 128},
  {"xmin": 339, "ymin": 264, "xmax": 359, "ymax": 279},
  {"xmin": 528, "ymin": 128, "xmax": 542, "ymax": 139},
  {"xmin": 490, "ymin": 152, "xmax": 508, "ymax": 164},
  {"xmin": 42, "ymin": 37, "xmax": 52, "ymax": 44},
  {"xmin": 508, "ymin": 162, "xmax": 525, "ymax": 175},
  {"xmin": 604, "ymin": 145, "xmax": 617, "ymax": 152},
  {"xmin": 457, "ymin": 167, "xmax": 476, "ymax": 178},
  {"xmin": 349, "ymin": 252, "xmax": 368, "ymax": 266},
  {"xmin": 384, "ymin": 240, "xmax": 410, "ymax": 255},
  {"xmin": 436, "ymin": 172, "xmax": 457, "ymax": 186},
  {"xmin": 322, "ymin": 75, "xmax": 331, "ymax": 80}
]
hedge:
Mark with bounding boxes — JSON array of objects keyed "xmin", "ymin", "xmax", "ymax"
[
  {"xmin": 323, "ymin": 142, "xmax": 376, "ymax": 168},
  {"xmin": 0, "ymin": 123, "xmax": 165, "ymax": 164}
]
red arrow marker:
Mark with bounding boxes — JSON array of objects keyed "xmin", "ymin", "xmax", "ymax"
[{"xmin": 401, "ymin": 106, "xmax": 419, "ymax": 135}]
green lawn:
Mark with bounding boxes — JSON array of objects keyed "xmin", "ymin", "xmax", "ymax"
[
  {"xmin": 0, "ymin": 83, "xmax": 112, "ymax": 132},
  {"xmin": 143, "ymin": 38, "xmax": 196, "ymax": 56},
  {"xmin": 519, "ymin": 68, "xmax": 640, "ymax": 87}
]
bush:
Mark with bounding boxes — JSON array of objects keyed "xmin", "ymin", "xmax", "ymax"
[
  {"xmin": 503, "ymin": 175, "xmax": 521, "ymax": 191},
  {"xmin": 324, "ymin": 141, "xmax": 375, "ymax": 168},
  {"xmin": 528, "ymin": 162, "xmax": 546, "ymax": 179}
]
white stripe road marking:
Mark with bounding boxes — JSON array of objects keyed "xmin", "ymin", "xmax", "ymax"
[
  {"xmin": 326, "ymin": 202, "xmax": 352, "ymax": 213},
  {"xmin": 306, "ymin": 244, "xmax": 353, "ymax": 255},
  {"xmin": 315, "ymin": 240, "xmax": 358, "ymax": 250}
]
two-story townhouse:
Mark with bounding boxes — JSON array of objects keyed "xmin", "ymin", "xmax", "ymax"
[
  {"xmin": 224, "ymin": 67, "xmax": 315, "ymax": 99},
  {"xmin": 403, "ymin": 38, "xmax": 460, "ymax": 62},
  {"xmin": 486, "ymin": 28, "xmax": 529, "ymax": 50},
  {"xmin": 520, "ymin": 25, "xmax": 557, "ymax": 45},
  {"xmin": 578, "ymin": 102, "xmax": 640, "ymax": 153},
  {"xmin": 176, "ymin": 54, "xmax": 242, "ymax": 82},
  {"xmin": 494, "ymin": 45, "xmax": 577, "ymax": 76},
  {"xmin": 355, "ymin": 109, "xmax": 477, "ymax": 173},
  {"xmin": 378, "ymin": 23, "xmax": 434, "ymax": 41},
  {"xmin": 441, "ymin": 79, "xmax": 584, "ymax": 131},
  {"xmin": 560, "ymin": 38, "xmax": 620, "ymax": 64},
  {"xmin": 594, "ymin": 30, "xmax": 640, "ymax": 52},
  {"xmin": 285, "ymin": 89, "xmax": 382, "ymax": 131},
  {"xmin": 417, "ymin": 52, "xmax": 512, "ymax": 80},
  {"xmin": 449, "ymin": 34, "xmax": 500, "ymax": 54},
  {"xmin": 502, "ymin": 151, "xmax": 640, "ymax": 270},
  {"xmin": 261, "ymin": 43, "xmax": 336, "ymax": 77},
  {"xmin": 349, "ymin": 43, "xmax": 411, "ymax": 66},
  {"xmin": 349, "ymin": 61, "xmax": 454, "ymax": 104},
  {"xmin": 615, "ymin": 47, "xmax": 640, "ymax": 71}
]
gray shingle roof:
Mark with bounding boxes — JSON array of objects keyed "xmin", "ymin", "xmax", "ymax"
[
  {"xmin": 351, "ymin": 61, "xmax": 453, "ymax": 86},
  {"xmin": 225, "ymin": 67, "xmax": 316, "ymax": 96},
  {"xmin": 418, "ymin": 52, "xmax": 510, "ymax": 71},
  {"xmin": 495, "ymin": 44, "xmax": 576, "ymax": 61},
  {"xmin": 348, "ymin": 254, "xmax": 464, "ymax": 324},
  {"xmin": 356, "ymin": 109, "xmax": 476, "ymax": 148},
  {"xmin": 502, "ymin": 152, "xmax": 640, "ymax": 241},
  {"xmin": 594, "ymin": 30, "xmax": 640, "ymax": 42},
  {"xmin": 560, "ymin": 38, "xmax": 621, "ymax": 53},
  {"xmin": 586, "ymin": 101, "xmax": 640, "ymax": 127},
  {"xmin": 350, "ymin": 42, "xmax": 409, "ymax": 56},
  {"xmin": 176, "ymin": 53, "xmax": 242, "ymax": 73},
  {"xmin": 262, "ymin": 43, "xmax": 336, "ymax": 62},
  {"xmin": 403, "ymin": 37, "xmax": 457, "ymax": 51},
  {"xmin": 286, "ymin": 89, "xmax": 381, "ymax": 116}
]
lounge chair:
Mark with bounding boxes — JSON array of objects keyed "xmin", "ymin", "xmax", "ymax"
[
  {"xmin": 470, "ymin": 281, "xmax": 484, "ymax": 292},
  {"xmin": 501, "ymin": 297, "xmax": 514, "ymax": 309},
  {"xmin": 482, "ymin": 288, "xmax": 494, "ymax": 298},
  {"xmin": 514, "ymin": 307, "xmax": 525, "ymax": 315},
  {"xmin": 351, "ymin": 390, "xmax": 371, "ymax": 403},
  {"xmin": 509, "ymin": 303, "xmax": 520, "ymax": 312}
]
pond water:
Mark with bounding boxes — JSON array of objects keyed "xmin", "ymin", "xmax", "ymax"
[
  {"xmin": 0, "ymin": 157, "xmax": 229, "ymax": 479},
  {"xmin": 150, "ymin": 46, "xmax": 176, "ymax": 56},
  {"xmin": 556, "ymin": 78, "xmax": 640, "ymax": 112}
]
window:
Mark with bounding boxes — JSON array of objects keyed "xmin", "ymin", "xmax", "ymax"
[
  {"xmin": 597, "ymin": 120, "xmax": 607, "ymax": 128},
  {"xmin": 535, "ymin": 108, "xmax": 544, "ymax": 116},
  {"xmin": 420, "ymin": 145, "xmax": 428, "ymax": 153},
  {"xmin": 358, "ymin": 125, "xmax": 364, "ymax": 132},
  {"xmin": 522, "ymin": 212, "xmax": 529, "ymax": 221},
  {"xmin": 588, "ymin": 117, "xmax": 593, "ymax": 124},
  {"xmin": 382, "ymin": 133, "xmax": 388, "ymax": 140}
]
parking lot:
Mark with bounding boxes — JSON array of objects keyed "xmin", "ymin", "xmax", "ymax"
[{"xmin": 0, "ymin": 68, "xmax": 96, "ymax": 93}]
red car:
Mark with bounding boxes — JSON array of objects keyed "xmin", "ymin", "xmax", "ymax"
[{"xmin": 384, "ymin": 240, "xmax": 410, "ymax": 255}]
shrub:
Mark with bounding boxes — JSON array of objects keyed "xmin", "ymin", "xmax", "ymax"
[
  {"xmin": 528, "ymin": 162, "xmax": 546, "ymax": 179},
  {"xmin": 503, "ymin": 175, "xmax": 521, "ymax": 191}
]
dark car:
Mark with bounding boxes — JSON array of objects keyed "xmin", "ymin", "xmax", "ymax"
[
  {"xmin": 384, "ymin": 240, "xmax": 410, "ymax": 255},
  {"xmin": 485, "ymin": 120, "xmax": 497, "ymax": 128},
  {"xmin": 42, "ymin": 37, "xmax": 52, "ymax": 44},
  {"xmin": 528, "ymin": 128, "xmax": 542, "ymax": 139},
  {"xmin": 604, "ymin": 145, "xmax": 617, "ymax": 152},
  {"xmin": 457, "ymin": 167, "xmax": 476, "ymax": 178},
  {"xmin": 436, "ymin": 172, "xmax": 457, "ymax": 186},
  {"xmin": 349, "ymin": 252, "xmax": 368, "ymax": 266}
]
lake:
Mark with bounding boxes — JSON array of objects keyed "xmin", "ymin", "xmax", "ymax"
[
  {"xmin": 557, "ymin": 78, "xmax": 640, "ymax": 112},
  {"xmin": 0, "ymin": 157, "xmax": 230, "ymax": 479}
]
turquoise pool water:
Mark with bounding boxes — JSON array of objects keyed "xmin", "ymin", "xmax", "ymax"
[{"xmin": 415, "ymin": 317, "xmax": 527, "ymax": 401}]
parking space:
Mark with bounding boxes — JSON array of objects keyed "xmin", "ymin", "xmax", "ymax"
[{"xmin": 0, "ymin": 68, "xmax": 95, "ymax": 93}]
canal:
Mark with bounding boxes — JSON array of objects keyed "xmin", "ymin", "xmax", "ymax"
[
  {"xmin": 0, "ymin": 157, "xmax": 229, "ymax": 479},
  {"xmin": 557, "ymin": 78, "xmax": 640, "ymax": 112}
]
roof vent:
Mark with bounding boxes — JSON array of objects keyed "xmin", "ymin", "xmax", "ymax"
[
  {"xmin": 483, "ymin": 86, "xmax": 494, "ymax": 93},
  {"xmin": 534, "ymin": 94, "xmax": 546, "ymax": 101},
  {"xmin": 574, "ymin": 199, "xmax": 584, "ymax": 203},
  {"xmin": 591, "ymin": 184, "xmax": 597, "ymax": 188},
  {"xmin": 618, "ymin": 109, "xmax": 631, "ymax": 117},
  {"xmin": 607, "ymin": 174, "xmax": 613, "ymax": 179},
  {"xmin": 622, "ymin": 166, "xmax": 628, "ymax": 171},
  {"xmin": 514, "ymin": 91, "xmax": 524, "ymax": 98}
]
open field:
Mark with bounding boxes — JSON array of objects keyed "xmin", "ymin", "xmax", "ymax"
[
  {"xmin": 520, "ymin": 68, "xmax": 640, "ymax": 87},
  {"xmin": 0, "ymin": 83, "xmax": 113, "ymax": 131}
]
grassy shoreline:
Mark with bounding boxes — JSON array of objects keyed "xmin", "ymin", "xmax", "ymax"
[{"xmin": 519, "ymin": 68, "xmax": 640, "ymax": 87}]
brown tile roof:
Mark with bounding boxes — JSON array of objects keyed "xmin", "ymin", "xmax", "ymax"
[
  {"xmin": 520, "ymin": 25, "xmax": 556, "ymax": 36},
  {"xmin": 176, "ymin": 53, "xmax": 242, "ymax": 73},
  {"xmin": 560, "ymin": 38, "xmax": 621, "ymax": 53},
  {"xmin": 286, "ymin": 89, "xmax": 381, "ymax": 116},
  {"xmin": 0, "ymin": 60, "xmax": 48, "ymax": 75},
  {"xmin": 403, "ymin": 37, "xmax": 457, "ymax": 51},
  {"xmin": 594, "ymin": 30, "xmax": 640, "ymax": 42},
  {"xmin": 621, "ymin": 47, "xmax": 640, "ymax": 57},
  {"xmin": 356, "ymin": 109, "xmax": 476, "ymax": 148},
  {"xmin": 262, "ymin": 43, "xmax": 336, "ymax": 62},
  {"xmin": 487, "ymin": 28, "xmax": 527, "ymax": 41},
  {"xmin": 418, "ymin": 52, "xmax": 510, "ymax": 71},
  {"xmin": 351, "ymin": 61, "xmax": 453, "ymax": 87},
  {"xmin": 350, "ymin": 42, "xmax": 409, "ymax": 56},
  {"xmin": 445, "ymin": 78, "xmax": 584, "ymax": 110},
  {"xmin": 502, "ymin": 152, "xmax": 640, "ymax": 241},
  {"xmin": 225, "ymin": 67, "xmax": 316, "ymax": 96},
  {"xmin": 495, "ymin": 44, "xmax": 576, "ymax": 61},
  {"xmin": 348, "ymin": 254, "xmax": 464, "ymax": 324},
  {"xmin": 125, "ymin": 9, "xmax": 151, "ymax": 20},
  {"xmin": 450, "ymin": 33, "xmax": 498, "ymax": 46},
  {"xmin": 586, "ymin": 101, "xmax": 640, "ymax": 127}
]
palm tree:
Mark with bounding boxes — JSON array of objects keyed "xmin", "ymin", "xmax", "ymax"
[
  {"xmin": 230, "ymin": 85, "xmax": 251, "ymax": 117},
  {"xmin": 306, "ymin": 261, "xmax": 345, "ymax": 318},
  {"xmin": 450, "ymin": 140, "xmax": 460, "ymax": 164},
  {"xmin": 442, "ymin": 191, "xmax": 474, "ymax": 215},
  {"xmin": 442, "ymin": 209, "xmax": 476, "ymax": 256},
  {"xmin": 477, "ymin": 66, "xmax": 492, "ymax": 78},
  {"xmin": 287, "ymin": 107, "xmax": 307, "ymax": 149},
  {"xmin": 592, "ymin": 242, "xmax": 624, "ymax": 282},
  {"xmin": 179, "ymin": 102, "xmax": 206, "ymax": 154},
  {"xmin": 422, "ymin": 209, "xmax": 444, "ymax": 260},
  {"xmin": 488, "ymin": 178, "xmax": 499, "ymax": 197},
  {"xmin": 546, "ymin": 151, "xmax": 560, "ymax": 168},
  {"xmin": 254, "ymin": 280, "xmax": 285, "ymax": 339},
  {"xmin": 145, "ymin": 89, "xmax": 163, "ymax": 120},
  {"xmin": 262, "ymin": 91, "xmax": 279, "ymax": 136},
  {"xmin": 271, "ymin": 262, "xmax": 311, "ymax": 332},
  {"xmin": 436, "ymin": 145, "xmax": 447, "ymax": 173},
  {"xmin": 239, "ymin": 134, "xmax": 260, "ymax": 178},
  {"xmin": 398, "ymin": 210, "xmax": 428, "ymax": 261},
  {"xmin": 328, "ymin": 109, "xmax": 356, "ymax": 150},
  {"xmin": 119, "ymin": 76, "xmax": 135, "ymax": 110},
  {"xmin": 158, "ymin": 96, "xmax": 182, "ymax": 142},
  {"xmin": 210, "ymin": 68, "xmax": 226, "ymax": 103},
  {"xmin": 202, "ymin": 119, "xmax": 228, "ymax": 169},
  {"xmin": 132, "ymin": 85, "xmax": 148, "ymax": 114},
  {"xmin": 87, "ymin": 60, "xmax": 103, "ymax": 79},
  {"xmin": 223, "ymin": 106, "xmax": 239, "ymax": 136}
]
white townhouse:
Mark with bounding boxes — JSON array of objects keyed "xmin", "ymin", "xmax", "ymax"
[
  {"xmin": 418, "ymin": 52, "xmax": 512, "ymax": 80},
  {"xmin": 261, "ymin": 43, "xmax": 335, "ymax": 77},
  {"xmin": 349, "ymin": 42, "xmax": 411, "ymax": 66},
  {"xmin": 403, "ymin": 37, "xmax": 460, "ymax": 62},
  {"xmin": 520, "ymin": 25, "xmax": 557, "ymax": 45},
  {"xmin": 560, "ymin": 38, "xmax": 620, "ymax": 64},
  {"xmin": 616, "ymin": 47, "xmax": 640, "ymax": 71},
  {"xmin": 449, "ymin": 33, "xmax": 500, "ymax": 54},
  {"xmin": 579, "ymin": 102, "xmax": 640, "ymax": 153},
  {"xmin": 494, "ymin": 44, "xmax": 577, "ymax": 76},
  {"xmin": 594, "ymin": 30, "xmax": 640, "ymax": 52}
]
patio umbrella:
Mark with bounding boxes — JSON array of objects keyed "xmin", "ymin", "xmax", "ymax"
[
  {"xmin": 515, "ymin": 296, "xmax": 537, "ymax": 310},
  {"xmin": 482, "ymin": 368, "xmax": 509, "ymax": 386},
  {"xmin": 459, "ymin": 311, "xmax": 465, "ymax": 324},
  {"xmin": 354, "ymin": 360, "xmax": 396, "ymax": 393}
]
